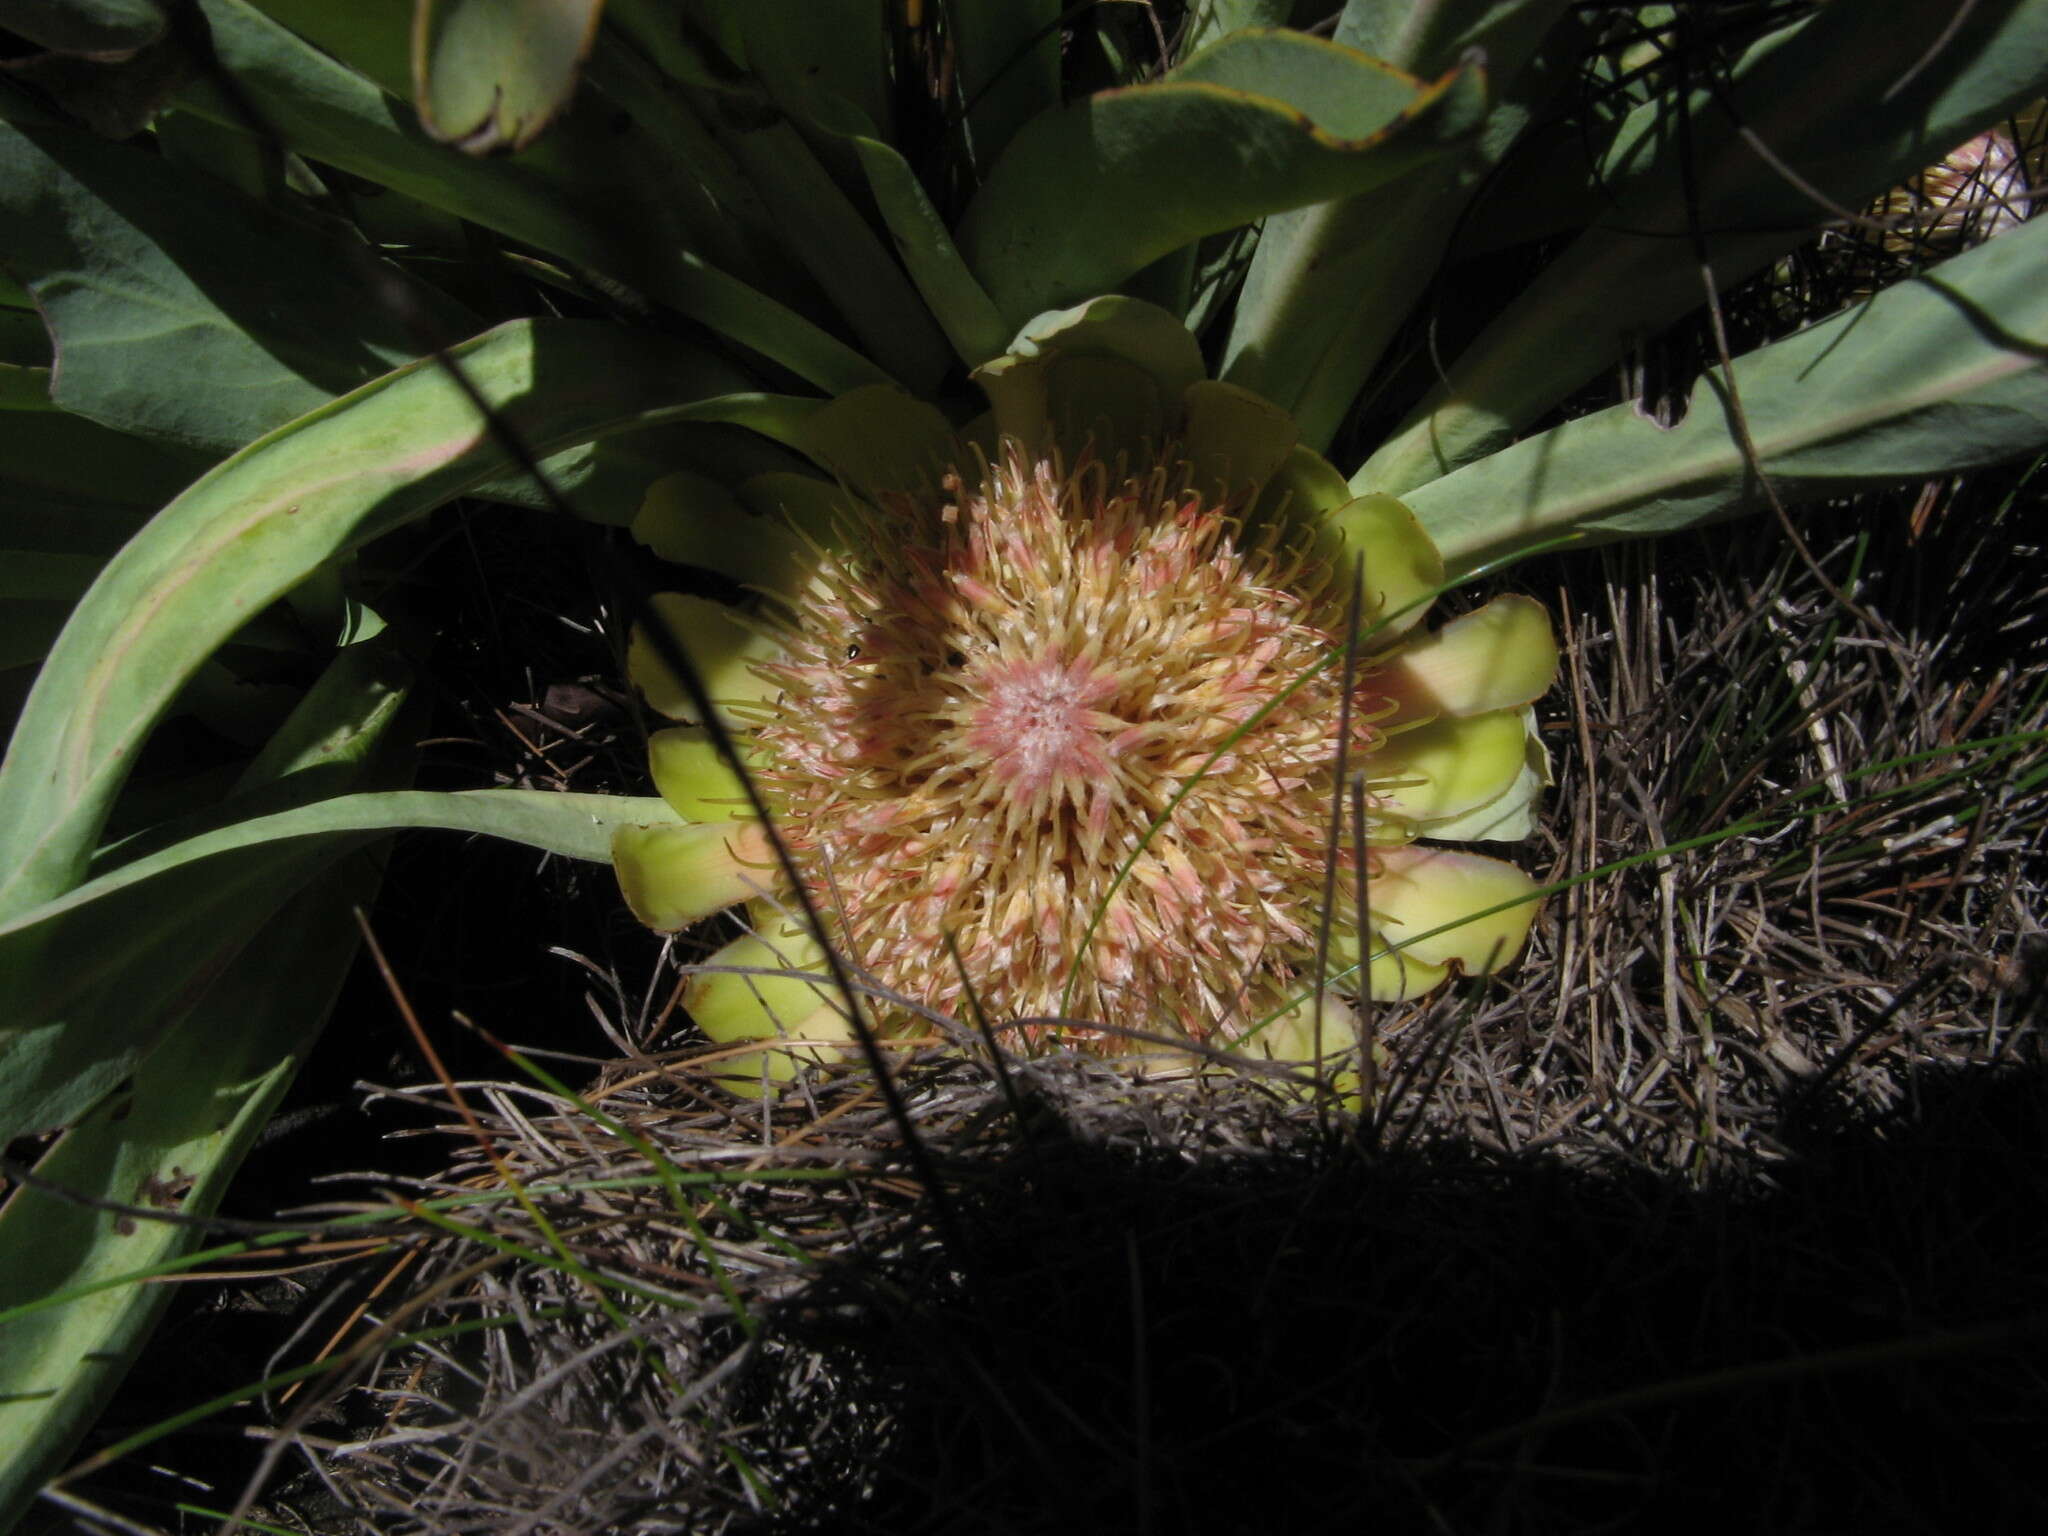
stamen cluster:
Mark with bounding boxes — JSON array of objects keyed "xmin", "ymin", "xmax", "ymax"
[{"xmin": 749, "ymin": 448, "xmax": 1391, "ymax": 1044}]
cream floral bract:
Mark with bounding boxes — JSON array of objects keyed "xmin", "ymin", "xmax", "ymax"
[{"xmin": 612, "ymin": 299, "xmax": 1556, "ymax": 1089}]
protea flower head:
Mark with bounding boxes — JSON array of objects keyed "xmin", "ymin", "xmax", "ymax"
[
  {"xmin": 1877, "ymin": 126, "xmax": 2036, "ymax": 253},
  {"xmin": 611, "ymin": 299, "xmax": 1557, "ymax": 1092}
]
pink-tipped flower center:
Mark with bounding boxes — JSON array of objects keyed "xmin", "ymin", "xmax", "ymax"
[
  {"xmin": 748, "ymin": 446, "xmax": 1392, "ymax": 1047},
  {"xmin": 965, "ymin": 649, "xmax": 1126, "ymax": 802}
]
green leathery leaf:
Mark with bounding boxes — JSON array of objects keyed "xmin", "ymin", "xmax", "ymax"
[
  {"xmin": 785, "ymin": 384, "xmax": 955, "ymax": 497},
  {"xmin": 187, "ymin": 0, "xmax": 620, "ymax": 254},
  {"xmin": 631, "ymin": 470, "xmax": 746, "ymax": 558},
  {"xmin": 0, "ymin": 0, "xmax": 162, "ymax": 53},
  {"xmin": 1170, "ymin": 25, "xmax": 1466, "ymax": 130},
  {"xmin": 249, "ymin": 0, "xmax": 732, "ymax": 295},
  {"xmin": 152, "ymin": 98, "xmax": 277, "ymax": 201},
  {"xmin": 720, "ymin": 115, "xmax": 952, "ymax": 394},
  {"xmin": 1357, "ymin": 0, "xmax": 2048, "ymax": 496},
  {"xmin": 0, "ymin": 15, "xmax": 195, "ymax": 140},
  {"xmin": 1220, "ymin": 0, "xmax": 1571, "ymax": 450},
  {"xmin": 571, "ymin": 28, "xmax": 778, "ymax": 282},
  {"xmin": 628, "ymin": 593, "xmax": 782, "ymax": 722},
  {"xmin": 957, "ymin": 29, "xmax": 1489, "ymax": 327},
  {"xmin": 632, "ymin": 472, "xmax": 812, "ymax": 592},
  {"xmin": 1332, "ymin": 0, "xmax": 1550, "ymax": 68},
  {"xmin": 0, "ymin": 117, "xmax": 476, "ymax": 457},
  {"xmin": 0, "ymin": 623, "xmax": 410, "ymax": 1526},
  {"xmin": 1182, "ymin": 379, "xmax": 1298, "ymax": 504},
  {"xmin": 731, "ymin": 0, "xmax": 890, "ymax": 146},
  {"xmin": 0, "ymin": 305, "xmax": 50, "ymax": 365},
  {"xmin": 184, "ymin": 0, "xmax": 888, "ymax": 395},
  {"xmin": 476, "ymin": 398, "xmax": 831, "ymax": 532},
  {"xmin": 973, "ymin": 294, "xmax": 1208, "ymax": 447},
  {"xmin": 1045, "ymin": 355, "xmax": 1166, "ymax": 459},
  {"xmin": 804, "ymin": 92, "xmax": 1011, "ymax": 369},
  {"xmin": 253, "ymin": 0, "xmax": 666, "ymax": 237},
  {"xmin": 0, "ymin": 412, "xmax": 212, "ymax": 557},
  {"xmin": 0, "ymin": 856, "xmax": 379, "ymax": 1530},
  {"xmin": 413, "ymin": 0, "xmax": 602, "ymax": 153},
  {"xmin": 630, "ymin": 9, "xmax": 927, "ymax": 369},
  {"xmin": 1002, "ymin": 295, "xmax": 1208, "ymax": 395},
  {"xmin": 593, "ymin": 3, "xmax": 828, "ymax": 301},
  {"xmin": 951, "ymin": 0, "xmax": 1060, "ymax": 174},
  {"xmin": 0, "ymin": 627, "xmax": 410, "ymax": 1144},
  {"xmin": 0, "ymin": 318, "xmax": 749, "ymax": 917},
  {"xmin": 80, "ymin": 787, "xmax": 669, "ymax": 902},
  {"xmin": 242, "ymin": 0, "xmax": 421, "ymax": 97},
  {"xmin": 1402, "ymin": 214, "xmax": 2048, "ymax": 575},
  {"xmin": 0, "ymin": 552, "xmax": 100, "ymax": 672},
  {"xmin": 0, "ymin": 360, "xmax": 48, "ymax": 408},
  {"xmin": 0, "ymin": 787, "xmax": 675, "ymax": 1147},
  {"xmin": 1179, "ymin": 0, "xmax": 1300, "ymax": 57},
  {"xmin": 1447, "ymin": 8, "xmax": 1797, "ymax": 258},
  {"xmin": 1252, "ymin": 441, "xmax": 1353, "ymax": 533}
]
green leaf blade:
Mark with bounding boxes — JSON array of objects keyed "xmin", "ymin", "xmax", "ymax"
[
  {"xmin": 0, "ymin": 319, "xmax": 744, "ymax": 917},
  {"xmin": 1404, "ymin": 215, "xmax": 2048, "ymax": 574},
  {"xmin": 413, "ymin": 0, "xmax": 603, "ymax": 153},
  {"xmin": 958, "ymin": 31, "xmax": 1488, "ymax": 329},
  {"xmin": 1358, "ymin": 0, "xmax": 2048, "ymax": 495},
  {"xmin": 0, "ymin": 785, "xmax": 673, "ymax": 1148},
  {"xmin": 0, "ymin": 117, "xmax": 476, "ymax": 456}
]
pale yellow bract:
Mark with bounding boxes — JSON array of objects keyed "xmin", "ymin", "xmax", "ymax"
[{"xmin": 611, "ymin": 298, "xmax": 1558, "ymax": 1092}]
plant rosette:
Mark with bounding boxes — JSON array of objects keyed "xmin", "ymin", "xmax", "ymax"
[{"xmin": 610, "ymin": 299, "xmax": 1556, "ymax": 1094}]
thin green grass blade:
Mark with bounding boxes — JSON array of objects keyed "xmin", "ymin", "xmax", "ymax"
[
  {"xmin": 0, "ymin": 1166, "xmax": 851, "ymax": 1338},
  {"xmin": 477, "ymin": 1031, "xmax": 774, "ymax": 1328},
  {"xmin": 1402, "ymin": 214, "xmax": 2048, "ymax": 574},
  {"xmin": 56, "ymin": 1308, "xmax": 571, "ymax": 1491}
]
